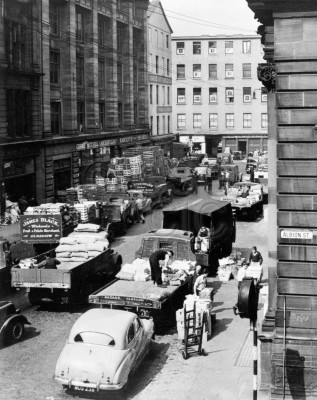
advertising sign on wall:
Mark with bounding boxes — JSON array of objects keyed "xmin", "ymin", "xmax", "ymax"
[{"xmin": 20, "ymin": 215, "xmax": 62, "ymax": 243}]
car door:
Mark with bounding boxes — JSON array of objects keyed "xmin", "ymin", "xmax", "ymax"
[{"xmin": 133, "ymin": 317, "xmax": 147, "ymax": 362}]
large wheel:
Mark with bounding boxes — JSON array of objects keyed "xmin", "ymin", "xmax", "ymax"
[
  {"xmin": 4, "ymin": 319, "xmax": 24, "ymax": 344},
  {"xmin": 182, "ymin": 350, "xmax": 188, "ymax": 360}
]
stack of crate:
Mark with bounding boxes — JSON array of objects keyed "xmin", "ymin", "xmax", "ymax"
[
  {"xmin": 66, "ymin": 188, "xmax": 78, "ymax": 204},
  {"xmin": 105, "ymin": 178, "xmax": 118, "ymax": 192},
  {"xmin": 95, "ymin": 176, "xmax": 106, "ymax": 187}
]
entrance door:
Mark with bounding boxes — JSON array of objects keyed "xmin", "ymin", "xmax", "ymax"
[
  {"xmin": 54, "ymin": 159, "xmax": 72, "ymax": 201},
  {"xmin": 238, "ymin": 141, "xmax": 247, "ymax": 158}
]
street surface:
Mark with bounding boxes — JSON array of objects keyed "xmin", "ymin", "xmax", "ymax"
[{"xmin": 0, "ymin": 168, "xmax": 269, "ymax": 400}]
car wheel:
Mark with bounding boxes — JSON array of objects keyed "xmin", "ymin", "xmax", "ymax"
[
  {"xmin": 5, "ymin": 320, "xmax": 24, "ymax": 344},
  {"xmin": 182, "ymin": 351, "xmax": 188, "ymax": 360}
]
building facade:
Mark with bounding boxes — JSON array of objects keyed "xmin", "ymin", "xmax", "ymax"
[
  {"xmin": 171, "ymin": 35, "xmax": 268, "ymax": 157},
  {"xmin": 246, "ymin": 1, "xmax": 317, "ymax": 398},
  {"xmin": 0, "ymin": 0, "xmax": 150, "ymax": 210},
  {"xmin": 147, "ymin": 0, "xmax": 174, "ymax": 155}
]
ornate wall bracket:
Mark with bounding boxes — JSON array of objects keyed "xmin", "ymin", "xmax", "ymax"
[{"xmin": 257, "ymin": 63, "xmax": 276, "ymax": 92}]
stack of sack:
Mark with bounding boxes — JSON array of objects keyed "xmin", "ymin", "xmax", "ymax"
[
  {"xmin": 74, "ymin": 223, "xmax": 101, "ymax": 233},
  {"xmin": 169, "ymin": 259, "xmax": 195, "ymax": 274},
  {"xmin": 116, "ymin": 258, "xmax": 151, "ymax": 281},
  {"xmin": 55, "ymin": 232, "xmax": 109, "ymax": 270}
]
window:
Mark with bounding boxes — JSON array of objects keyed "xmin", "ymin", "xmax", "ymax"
[
  {"xmin": 193, "ymin": 41, "xmax": 201, "ymax": 54},
  {"xmin": 98, "ymin": 19, "xmax": 106, "ymax": 47},
  {"xmin": 225, "ymin": 64, "xmax": 234, "ymax": 78},
  {"xmin": 177, "ymin": 64, "xmax": 185, "ymax": 79},
  {"xmin": 209, "ymin": 113, "xmax": 218, "ymax": 129},
  {"xmin": 118, "ymin": 102, "xmax": 123, "ymax": 129},
  {"xmin": 162, "ymin": 86, "xmax": 165, "ymax": 105},
  {"xmin": 49, "ymin": 2, "xmax": 60, "ymax": 36},
  {"xmin": 5, "ymin": 21, "xmax": 27, "ymax": 70},
  {"xmin": 99, "ymin": 102, "xmax": 105, "ymax": 130},
  {"xmin": 226, "ymin": 113, "xmax": 234, "ymax": 128},
  {"xmin": 6, "ymin": 89, "xmax": 31, "ymax": 137},
  {"xmin": 208, "ymin": 41, "xmax": 217, "ymax": 54},
  {"xmin": 149, "ymin": 27, "xmax": 152, "ymax": 42},
  {"xmin": 193, "ymin": 88, "xmax": 201, "ymax": 103},
  {"xmin": 243, "ymin": 63, "xmax": 251, "ymax": 78},
  {"xmin": 168, "ymin": 116, "xmax": 170, "ymax": 133},
  {"xmin": 209, "ymin": 88, "xmax": 217, "ymax": 103},
  {"xmin": 76, "ymin": 55, "xmax": 84, "ymax": 86},
  {"xmin": 243, "ymin": 40, "xmax": 251, "ymax": 54},
  {"xmin": 134, "ymin": 102, "xmax": 138, "ymax": 128},
  {"xmin": 226, "ymin": 87, "xmax": 234, "ymax": 103},
  {"xmin": 193, "ymin": 64, "xmax": 201, "ymax": 78},
  {"xmin": 193, "ymin": 113, "xmax": 202, "ymax": 128},
  {"xmin": 127, "ymin": 324, "xmax": 135, "ymax": 343},
  {"xmin": 150, "ymin": 85, "xmax": 153, "ymax": 104},
  {"xmin": 163, "ymin": 116, "xmax": 166, "ymax": 134},
  {"xmin": 155, "ymin": 29, "xmax": 158, "ymax": 44},
  {"xmin": 176, "ymin": 42, "xmax": 185, "ymax": 54},
  {"xmin": 161, "ymin": 32, "xmax": 164, "ymax": 47},
  {"xmin": 77, "ymin": 101, "xmax": 85, "ymax": 132},
  {"xmin": 156, "ymin": 85, "xmax": 159, "ymax": 104},
  {"xmin": 166, "ymin": 34, "xmax": 169, "ymax": 48},
  {"xmin": 155, "ymin": 56, "xmax": 159, "ymax": 74},
  {"xmin": 117, "ymin": 24, "xmax": 123, "ymax": 53},
  {"xmin": 149, "ymin": 54, "xmax": 152, "ymax": 73},
  {"xmin": 243, "ymin": 113, "xmax": 252, "ymax": 128},
  {"xmin": 157, "ymin": 116, "xmax": 159, "ymax": 135},
  {"xmin": 209, "ymin": 64, "xmax": 217, "ymax": 79},
  {"xmin": 76, "ymin": 10, "xmax": 84, "ymax": 42},
  {"xmin": 261, "ymin": 87, "xmax": 267, "ymax": 102},
  {"xmin": 162, "ymin": 57, "xmax": 164, "ymax": 74},
  {"xmin": 117, "ymin": 63, "xmax": 123, "ymax": 92},
  {"xmin": 98, "ymin": 60, "xmax": 105, "ymax": 89},
  {"xmin": 150, "ymin": 116, "xmax": 153, "ymax": 133},
  {"xmin": 177, "ymin": 88, "xmax": 185, "ymax": 103},
  {"xmin": 243, "ymin": 87, "xmax": 252, "ymax": 102},
  {"xmin": 225, "ymin": 41, "xmax": 233, "ymax": 54},
  {"xmin": 50, "ymin": 51, "xmax": 60, "ymax": 84},
  {"xmin": 167, "ymin": 59, "xmax": 170, "ymax": 76},
  {"xmin": 167, "ymin": 86, "xmax": 170, "ymax": 105},
  {"xmin": 177, "ymin": 114, "xmax": 186, "ymax": 129},
  {"xmin": 261, "ymin": 113, "xmax": 268, "ymax": 128}
]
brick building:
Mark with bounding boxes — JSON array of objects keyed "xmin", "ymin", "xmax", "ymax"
[
  {"xmin": 172, "ymin": 35, "xmax": 268, "ymax": 157},
  {"xmin": 147, "ymin": 0, "xmax": 174, "ymax": 155},
  {"xmin": 0, "ymin": 0, "xmax": 150, "ymax": 210}
]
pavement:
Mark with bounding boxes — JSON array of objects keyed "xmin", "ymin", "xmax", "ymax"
[{"xmin": 0, "ymin": 180, "xmax": 271, "ymax": 400}]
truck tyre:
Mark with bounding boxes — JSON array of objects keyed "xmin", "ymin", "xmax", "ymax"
[
  {"xmin": 5, "ymin": 319, "xmax": 24, "ymax": 344},
  {"xmin": 28, "ymin": 291, "xmax": 41, "ymax": 306}
]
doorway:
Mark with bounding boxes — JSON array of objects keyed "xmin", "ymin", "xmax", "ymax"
[{"xmin": 238, "ymin": 140, "xmax": 247, "ymax": 158}]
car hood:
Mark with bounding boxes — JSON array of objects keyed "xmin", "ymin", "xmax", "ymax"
[{"xmin": 55, "ymin": 343, "xmax": 129, "ymax": 383}]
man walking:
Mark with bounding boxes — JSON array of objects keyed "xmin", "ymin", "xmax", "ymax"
[{"xmin": 205, "ymin": 167, "xmax": 212, "ymax": 194}]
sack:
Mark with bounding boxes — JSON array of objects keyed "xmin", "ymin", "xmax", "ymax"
[
  {"xmin": 56, "ymin": 252, "xmax": 71, "ymax": 258},
  {"xmin": 71, "ymin": 252, "xmax": 89, "ymax": 259},
  {"xmin": 70, "ymin": 244, "xmax": 87, "ymax": 253},
  {"xmin": 59, "ymin": 237, "xmax": 78, "ymax": 245},
  {"xmin": 55, "ymin": 244, "xmax": 73, "ymax": 253},
  {"xmin": 88, "ymin": 251, "xmax": 102, "ymax": 258},
  {"xmin": 87, "ymin": 242, "xmax": 107, "ymax": 252}
]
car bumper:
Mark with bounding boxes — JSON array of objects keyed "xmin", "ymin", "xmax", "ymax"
[{"xmin": 54, "ymin": 375, "xmax": 124, "ymax": 391}]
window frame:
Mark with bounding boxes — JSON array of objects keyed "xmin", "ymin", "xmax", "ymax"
[
  {"xmin": 242, "ymin": 40, "xmax": 251, "ymax": 54},
  {"xmin": 176, "ymin": 41, "xmax": 185, "ymax": 54},
  {"xmin": 177, "ymin": 88, "xmax": 186, "ymax": 104},
  {"xmin": 50, "ymin": 50, "xmax": 60, "ymax": 85},
  {"xmin": 208, "ymin": 41, "xmax": 217, "ymax": 54},
  {"xmin": 261, "ymin": 113, "xmax": 268, "ymax": 128},
  {"xmin": 225, "ymin": 63, "xmax": 234, "ymax": 78},
  {"xmin": 177, "ymin": 64, "xmax": 185, "ymax": 79},
  {"xmin": 243, "ymin": 63, "xmax": 251, "ymax": 78},
  {"xmin": 243, "ymin": 113, "xmax": 252, "ymax": 128},
  {"xmin": 225, "ymin": 87, "xmax": 234, "ymax": 103},
  {"xmin": 209, "ymin": 88, "xmax": 217, "ymax": 103},
  {"xmin": 208, "ymin": 64, "xmax": 217, "ymax": 79},
  {"xmin": 76, "ymin": 10, "xmax": 84, "ymax": 42},
  {"xmin": 226, "ymin": 113, "xmax": 234, "ymax": 128},
  {"xmin": 209, "ymin": 113, "xmax": 218, "ymax": 129},
  {"xmin": 177, "ymin": 114, "xmax": 186, "ymax": 129},
  {"xmin": 193, "ymin": 113, "xmax": 202, "ymax": 128},
  {"xmin": 243, "ymin": 87, "xmax": 252, "ymax": 103},
  {"xmin": 193, "ymin": 87, "xmax": 202, "ymax": 104},
  {"xmin": 193, "ymin": 64, "xmax": 201, "ymax": 79},
  {"xmin": 193, "ymin": 41, "xmax": 201, "ymax": 55},
  {"xmin": 225, "ymin": 41, "xmax": 233, "ymax": 54}
]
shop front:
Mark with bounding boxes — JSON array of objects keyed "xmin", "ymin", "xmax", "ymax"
[
  {"xmin": 0, "ymin": 143, "xmax": 40, "ymax": 213},
  {"xmin": 222, "ymin": 135, "xmax": 268, "ymax": 157},
  {"xmin": 179, "ymin": 134, "xmax": 206, "ymax": 155}
]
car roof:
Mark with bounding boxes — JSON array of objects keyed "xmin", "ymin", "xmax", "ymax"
[{"xmin": 69, "ymin": 309, "xmax": 136, "ymax": 345}]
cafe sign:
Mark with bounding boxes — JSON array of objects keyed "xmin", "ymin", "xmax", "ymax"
[
  {"xmin": 20, "ymin": 215, "xmax": 62, "ymax": 243},
  {"xmin": 76, "ymin": 134, "xmax": 149, "ymax": 151}
]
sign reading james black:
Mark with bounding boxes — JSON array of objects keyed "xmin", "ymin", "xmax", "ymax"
[{"xmin": 20, "ymin": 215, "xmax": 62, "ymax": 243}]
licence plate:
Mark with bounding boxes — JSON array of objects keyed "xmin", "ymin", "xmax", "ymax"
[{"xmin": 73, "ymin": 386, "xmax": 96, "ymax": 393}]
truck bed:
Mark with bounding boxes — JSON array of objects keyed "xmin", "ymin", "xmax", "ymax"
[{"xmin": 89, "ymin": 277, "xmax": 191, "ymax": 309}]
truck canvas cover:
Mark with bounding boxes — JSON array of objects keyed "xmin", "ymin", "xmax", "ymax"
[{"xmin": 163, "ymin": 198, "xmax": 233, "ymax": 240}]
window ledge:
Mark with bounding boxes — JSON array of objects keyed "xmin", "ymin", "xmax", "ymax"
[{"xmin": 209, "ymin": 102, "xmax": 218, "ymax": 105}]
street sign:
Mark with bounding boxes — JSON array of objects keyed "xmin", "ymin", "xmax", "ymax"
[
  {"xmin": 20, "ymin": 214, "xmax": 62, "ymax": 243},
  {"xmin": 280, "ymin": 230, "xmax": 313, "ymax": 240}
]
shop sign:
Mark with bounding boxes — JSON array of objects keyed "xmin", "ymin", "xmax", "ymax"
[
  {"xmin": 20, "ymin": 215, "xmax": 62, "ymax": 243},
  {"xmin": 76, "ymin": 134, "xmax": 149, "ymax": 151},
  {"xmin": 280, "ymin": 230, "xmax": 313, "ymax": 240}
]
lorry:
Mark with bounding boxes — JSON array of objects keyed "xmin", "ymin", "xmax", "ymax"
[
  {"xmin": 162, "ymin": 198, "xmax": 236, "ymax": 271},
  {"xmin": 220, "ymin": 182, "xmax": 264, "ymax": 221},
  {"xmin": 11, "ymin": 229, "xmax": 122, "ymax": 305},
  {"xmin": 129, "ymin": 176, "xmax": 172, "ymax": 209},
  {"xmin": 166, "ymin": 166, "xmax": 195, "ymax": 196},
  {"xmin": 89, "ymin": 229, "xmax": 195, "ymax": 329}
]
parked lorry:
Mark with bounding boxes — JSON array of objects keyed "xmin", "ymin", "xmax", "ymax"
[
  {"xmin": 162, "ymin": 198, "xmax": 236, "ymax": 272},
  {"xmin": 11, "ymin": 229, "xmax": 122, "ymax": 305},
  {"xmin": 166, "ymin": 166, "xmax": 195, "ymax": 196},
  {"xmin": 130, "ymin": 176, "xmax": 172, "ymax": 209},
  {"xmin": 220, "ymin": 182, "xmax": 264, "ymax": 221},
  {"xmin": 89, "ymin": 229, "xmax": 195, "ymax": 328}
]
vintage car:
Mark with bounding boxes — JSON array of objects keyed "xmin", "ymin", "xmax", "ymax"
[
  {"xmin": 54, "ymin": 308, "xmax": 154, "ymax": 392},
  {"xmin": 0, "ymin": 301, "xmax": 30, "ymax": 347}
]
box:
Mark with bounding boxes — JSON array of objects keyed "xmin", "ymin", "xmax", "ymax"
[{"xmin": 199, "ymin": 288, "xmax": 214, "ymax": 301}]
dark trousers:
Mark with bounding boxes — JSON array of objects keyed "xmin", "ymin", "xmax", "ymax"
[{"xmin": 149, "ymin": 258, "xmax": 162, "ymax": 285}]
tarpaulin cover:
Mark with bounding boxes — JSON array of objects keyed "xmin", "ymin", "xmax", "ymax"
[{"xmin": 163, "ymin": 198, "xmax": 233, "ymax": 240}]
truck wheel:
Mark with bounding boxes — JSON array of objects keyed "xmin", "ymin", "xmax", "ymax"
[
  {"xmin": 182, "ymin": 351, "xmax": 188, "ymax": 360},
  {"xmin": 5, "ymin": 320, "xmax": 24, "ymax": 344},
  {"xmin": 28, "ymin": 291, "xmax": 41, "ymax": 306}
]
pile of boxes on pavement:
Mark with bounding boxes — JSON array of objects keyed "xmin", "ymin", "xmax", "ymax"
[
  {"xmin": 176, "ymin": 285, "xmax": 215, "ymax": 341},
  {"xmin": 217, "ymin": 256, "xmax": 236, "ymax": 282},
  {"xmin": 122, "ymin": 146, "xmax": 166, "ymax": 177}
]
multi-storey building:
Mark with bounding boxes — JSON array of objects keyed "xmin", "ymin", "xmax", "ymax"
[
  {"xmin": 147, "ymin": 0, "xmax": 174, "ymax": 155},
  {"xmin": 0, "ymin": 0, "xmax": 150, "ymax": 212},
  {"xmin": 172, "ymin": 35, "xmax": 268, "ymax": 157}
]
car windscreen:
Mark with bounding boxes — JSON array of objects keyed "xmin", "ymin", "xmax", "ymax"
[{"xmin": 73, "ymin": 331, "xmax": 116, "ymax": 346}]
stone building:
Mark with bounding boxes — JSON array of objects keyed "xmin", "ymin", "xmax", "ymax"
[
  {"xmin": 147, "ymin": 0, "xmax": 174, "ymax": 155},
  {"xmin": 246, "ymin": 0, "xmax": 317, "ymax": 398},
  {"xmin": 172, "ymin": 35, "xmax": 268, "ymax": 157},
  {"xmin": 0, "ymin": 0, "xmax": 150, "ymax": 210}
]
